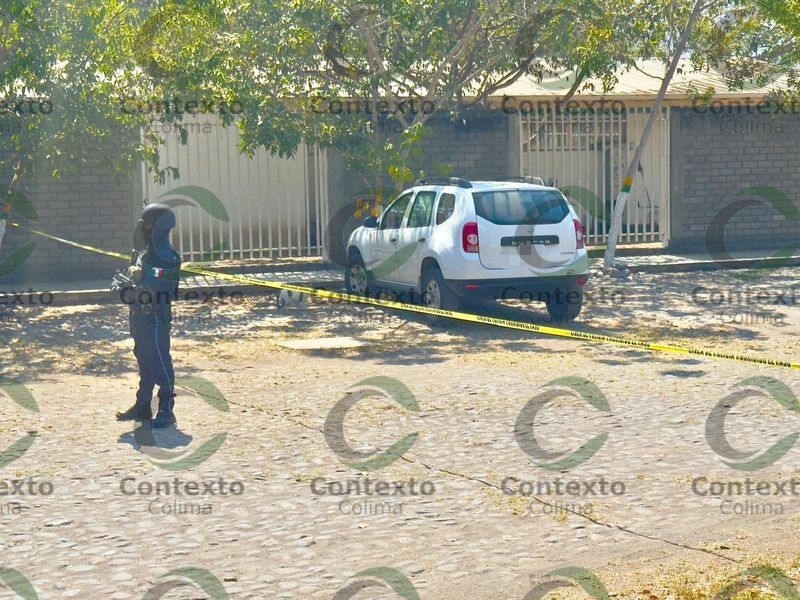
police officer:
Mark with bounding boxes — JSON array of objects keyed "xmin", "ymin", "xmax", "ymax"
[{"xmin": 114, "ymin": 204, "xmax": 181, "ymax": 428}]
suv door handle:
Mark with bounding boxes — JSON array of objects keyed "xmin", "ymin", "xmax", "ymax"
[
  {"xmin": 418, "ymin": 237, "xmax": 426, "ymax": 242},
  {"xmin": 390, "ymin": 237, "xmax": 398, "ymax": 243}
]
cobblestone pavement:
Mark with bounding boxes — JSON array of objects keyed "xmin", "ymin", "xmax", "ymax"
[{"xmin": 2, "ymin": 267, "xmax": 800, "ymax": 598}]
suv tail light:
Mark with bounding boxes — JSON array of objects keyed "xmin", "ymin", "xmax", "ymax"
[
  {"xmin": 573, "ymin": 218, "xmax": 585, "ymax": 249},
  {"xmin": 462, "ymin": 222, "xmax": 479, "ymax": 253}
]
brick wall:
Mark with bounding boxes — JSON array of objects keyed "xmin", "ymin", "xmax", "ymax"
[
  {"xmin": 6, "ymin": 104, "xmax": 798, "ymax": 284},
  {"xmin": 415, "ymin": 109, "xmax": 510, "ymax": 180},
  {"xmin": 669, "ymin": 107, "xmax": 800, "ymax": 252},
  {"xmin": 3, "ymin": 108, "xmax": 512, "ymax": 280},
  {"xmin": 0, "ymin": 139, "xmax": 141, "ymax": 287}
]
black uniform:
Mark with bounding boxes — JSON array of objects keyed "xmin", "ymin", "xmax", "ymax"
[{"xmin": 114, "ymin": 204, "xmax": 181, "ymax": 428}]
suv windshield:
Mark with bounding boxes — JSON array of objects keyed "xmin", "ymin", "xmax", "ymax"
[{"xmin": 472, "ymin": 190, "xmax": 569, "ymax": 225}]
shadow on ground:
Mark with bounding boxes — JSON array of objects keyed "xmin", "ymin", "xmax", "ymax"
[{"xmin": 3, "ymin": 264, "xmax": 797, "ymax": 380}]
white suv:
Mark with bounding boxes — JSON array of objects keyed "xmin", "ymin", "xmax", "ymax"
[{"xmin": 344, "ymin": 177, "xmax": 589, "ymax": 321}]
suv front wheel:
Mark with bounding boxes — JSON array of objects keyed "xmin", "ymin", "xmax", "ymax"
[{"xmin": 345, "ymin": 254, "xmax": 370, "ymax": 295}]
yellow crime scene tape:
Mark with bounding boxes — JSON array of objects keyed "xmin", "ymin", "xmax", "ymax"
[{"xmin": 9, "ymin": 221, "xmax": 800, "ymax": 371}]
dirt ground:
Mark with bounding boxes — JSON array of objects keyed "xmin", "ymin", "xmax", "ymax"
[{"xmin": 2, "ymin": 265, "xmax": 800, "ymax": 598}]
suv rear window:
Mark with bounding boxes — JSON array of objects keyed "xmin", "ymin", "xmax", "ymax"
[{"xmin": 472, "ymin": 190, "xmax": 569, "ymax": 225}]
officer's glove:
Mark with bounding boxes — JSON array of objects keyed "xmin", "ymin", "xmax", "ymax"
[
  {"xmin": 111, "ymin": 269, "xmax": 136, "ymax": 302},
  {"xmin": 128, "ymin": 265, "xmax": 142, "ymax": 283}
]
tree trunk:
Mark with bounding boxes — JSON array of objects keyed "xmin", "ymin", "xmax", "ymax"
[
  {"xmin": 603, "ymin": 0, "xmax": 708, "ymax": 270},
  {"xmin": 0, "ymin": 157, "xmax": 23, "ymax": 253}
]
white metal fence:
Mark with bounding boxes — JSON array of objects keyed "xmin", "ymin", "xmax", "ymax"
[
  {"xmin": 141, "ymin": 116, "xmax": 329, "ymax": 262},
  {"xmin": 519, "ymin": 106, "xmax": 670, "ymax": 245}
]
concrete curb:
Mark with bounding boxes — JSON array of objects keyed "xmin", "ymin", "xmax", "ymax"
[
  {"xmin": 5, "ymin": 254, "xmax": 797, "ymax": 306},
  {"xmin": 7, "ymin": 278, "xmax": 345, "ymax": 308},
  {"xmin": 192, "ymin": 260, "xmax": 340, "ymax": 274},
  {"xmin": 623, "ymin": 255, "xmax": 800, "ymax": 274}
]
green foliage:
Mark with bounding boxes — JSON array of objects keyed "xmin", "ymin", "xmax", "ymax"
[
  {"xmin": 1, "ymin": 0, "xmax": 798, "ymax": 194},
  {"xmin": 757, "ymin": 0, "xmax": 800, "ymax": 89},
  {"xmin": 689, "ymin": 0, "xmax": 799, "ymax": 92},
  {"xmin": 222, "ymin": 0, "xmax": 722, "ymax": 185},
  {"xmin": 0, "ymin": 0, "xmax": 235, "ymax": 191}
]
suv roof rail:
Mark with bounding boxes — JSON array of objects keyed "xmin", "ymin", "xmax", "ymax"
[
  {"xmin": 414, "ymin": 177, "xmax": 473, "ymax": 188},
  {"xmin": 505, "ymin": 176, "xmax": 545, "ymax": 185}
]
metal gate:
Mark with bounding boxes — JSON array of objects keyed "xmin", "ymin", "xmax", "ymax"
[
  {"xmin": 519, "ymin": 106, "xmax": 670, "ymax": 245},
  {"xmin": 141, "ymin": 115, "xmax": 330, "ymax": 262}
]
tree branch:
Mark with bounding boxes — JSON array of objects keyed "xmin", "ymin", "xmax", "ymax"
[
  {"xmin": 555, "ymin": 67, "xmax": 588, "ymax": 111},
  {"xmin": 422, "ymin": 0, "xmax": 501, "ymax": 108},
  {"xmin": 354, "ymin": 10, "xmax": 410, "ymax": 130}
]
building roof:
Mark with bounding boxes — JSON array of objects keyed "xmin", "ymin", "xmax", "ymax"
[{"xmin": 492, "ymin": 59, "xmax": 790, "ymax": 103}]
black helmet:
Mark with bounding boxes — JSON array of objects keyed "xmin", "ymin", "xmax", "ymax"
[{"xmin": 139, "ymin": 203, "xmax": 176, "ymax": 231}]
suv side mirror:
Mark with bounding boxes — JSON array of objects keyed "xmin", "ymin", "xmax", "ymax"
[{"xmin": 363, "ymin": 216, "xmax": 378, "ymax": 228}]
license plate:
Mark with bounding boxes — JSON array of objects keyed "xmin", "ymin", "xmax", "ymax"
[{"xmin": 501, "ymin": 236, "xmax": 559, "ymax": 247}]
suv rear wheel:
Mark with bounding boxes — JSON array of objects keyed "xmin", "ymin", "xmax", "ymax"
[
  {"xmin": 345, "ymin": 254, "xmax": 369, "ymax": 295},
  {"xmin": 421, "ymin": 267, "xmax": 459, "ymax": 312},
  {"xmin": 545, "ymin": 287, "xmax": 583, "ymax": 323}
]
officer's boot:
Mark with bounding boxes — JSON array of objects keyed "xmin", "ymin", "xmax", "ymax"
[
  {"xmin": 116, "ymin": 393, "xmax": 153, "ymax": 422},
  {"xmin": 152, "ymin": 391, "xmax": 177, "ymax": 429}
]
